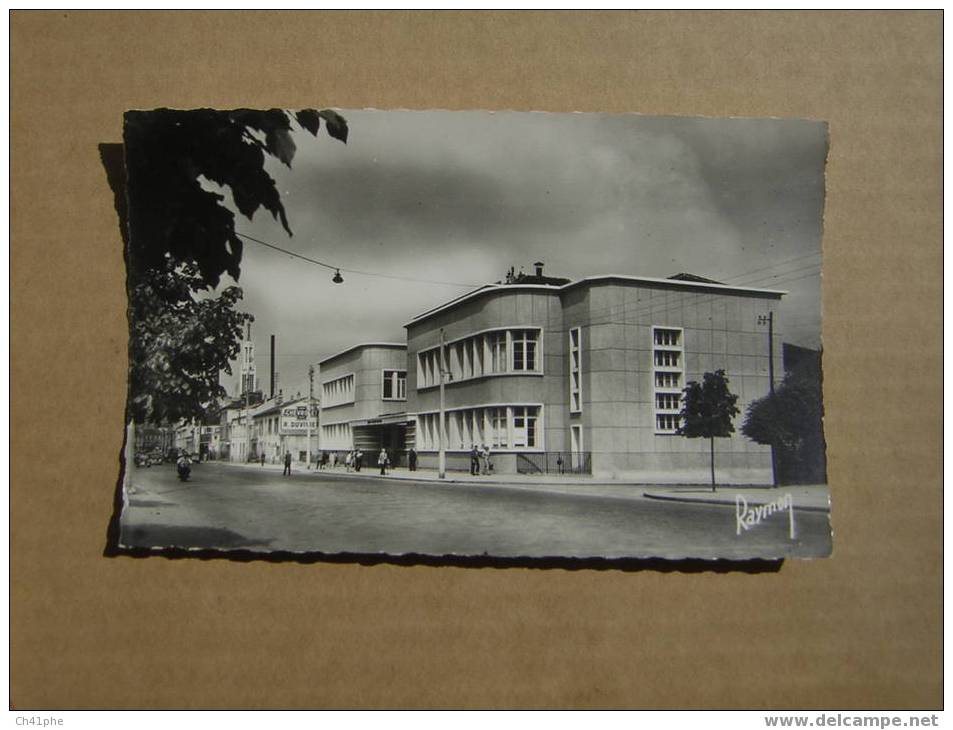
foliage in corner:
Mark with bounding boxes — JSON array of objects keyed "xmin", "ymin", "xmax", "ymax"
[
  {"xmin": 122, "ymin": 108, "xmax": 348, "ymax": 425},
  {"xmin": 741, "ymin": 368, "xmax": 826, "ymax": 484}
]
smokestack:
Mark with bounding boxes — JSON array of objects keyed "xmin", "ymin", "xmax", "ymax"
[
  {"xmin": 534, "ymin": 261, "xmax": 544, "ymax": 278},
  {"xmin": 270, "ymin": 335, "xmax": 276, "ymax": 399}
]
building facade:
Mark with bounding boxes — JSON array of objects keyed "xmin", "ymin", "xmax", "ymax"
[
  {"xmin": 251, "ymin": 396, "xmax": 318, "ymax": 464},
  {"xmin": 404, "ymin": 272, "xmax": 783, "ymax": 483},
  {"xmin": 318, "ymin": 343, "xmax": 410, "ymax": 463}
]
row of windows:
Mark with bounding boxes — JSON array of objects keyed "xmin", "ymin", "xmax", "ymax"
[
  {"xmin": 322, "ymin": 373, "xmax": 355, "ymax": 408},
  {"xmin": 321, "ymin": 422, "xmax": 352, "ymax": 449},
  {"xmin": 416, "ymin": 405, "xmax": 541, "ymax": 451},
  {"xmin": 417, "ymin": 328, "xmax": 542, "ymax": 388}
]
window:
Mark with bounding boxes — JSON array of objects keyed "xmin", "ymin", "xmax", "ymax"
[
  {"xmin": 382, "ymin": 370, "xmax": 407, "ymax": 400},
  {"xmin": 416, "ymin": 327, "xmax": 542, "ymax": 390},
  {"xmin": 320, "ymin": 422, "xmax": 352, "ymax": 449},
  {"xmin": 655, "ymin": 393, "xmax": 680, "ymax": 411},
  {"xmin": 512, "ymin": 406, "xmax": 537, "ymax": 448},
  {"xmin": 511, "ymin": 330, "xmax": 538, "ymax": 371},
  {"xmin": 655, "ymin": 372, "xmax": 680, "ymax": 389},
  {"xmin": 654, "ymin": 329, "xmax": 681, "ymax": 347},
  {"xmin": 654, "ymin": 350, "xmax": 680, "ymax": 368},
  {"xmin": 489, "ymin": 332, "xmax": 507, "ymax": 373},
  {"xmin": 322, "ymin": 373, "xmax": 355, "ymax": 408},
  {"xmin": 569, "ymin": 326, "xmax": 582, "ymax": 413},
  {"xmin": 652, "ymin": 326, "xmax": 684, "ymax": 434},
  {"xmin": 656, "ymin": 414, "xmax": 679, "ymax": 432}
]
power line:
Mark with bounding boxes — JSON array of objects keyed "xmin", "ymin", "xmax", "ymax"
[{"xmin": 235, "ymin": 230, "xmax": 483, "ymax": 288}]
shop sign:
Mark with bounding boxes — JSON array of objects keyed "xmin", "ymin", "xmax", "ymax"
[{"xmin": 280, "ymin": 404, "xmax": 317, "ymax": 434}]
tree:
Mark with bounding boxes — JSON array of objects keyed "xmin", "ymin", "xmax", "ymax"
[
  {"xmin": 116, "ymin": 108, "xmax": 348, "ymax": 424},
  {"xmin": 741, "ymin": 369, "xmax": 826, "ymax": 484},
  {"xmin": 677, "ymin": 369, "xmax": 740, "ymax": 490}
]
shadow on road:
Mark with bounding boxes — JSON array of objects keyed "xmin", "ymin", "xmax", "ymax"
[{"xmin": 120, "ymin": 524, "xmax": 275, "ymax": 551}]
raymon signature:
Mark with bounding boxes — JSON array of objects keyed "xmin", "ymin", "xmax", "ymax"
[{"xmin": 735, "ymin": 493, "xmax": 796, "ymax": 539}]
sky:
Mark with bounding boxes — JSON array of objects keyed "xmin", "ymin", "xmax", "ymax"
[{"xmin": 212, "ymin": 109, "xmax": 827, "ymax": 401}]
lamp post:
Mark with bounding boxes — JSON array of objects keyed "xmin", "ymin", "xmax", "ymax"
[
  {"xmin": 307, "ymin": 364, "xmax": 315, "ymax": 470},
  {"xmin": 438, "ymin": 328, "xmax": 447, "ymax": 479},
  {"xmin": 758, "ymin": 312, "xmax": 778, "ymax": 486}
]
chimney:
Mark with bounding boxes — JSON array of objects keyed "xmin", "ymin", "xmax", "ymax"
[
  {"xmin": 534, "ymin": 261, "xmax": 544, "ymax": 278},
  {"xmin": 270, "ymin": 335, "xmax": 276, "ymax": 398}
]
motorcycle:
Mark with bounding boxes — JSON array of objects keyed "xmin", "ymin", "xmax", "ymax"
[{"xmin": 176, "ymin": 460, "xmax": 191, "ymax": 482}]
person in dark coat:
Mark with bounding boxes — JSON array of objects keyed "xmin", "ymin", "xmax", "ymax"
[
  {"xmin": 283, "ymin": 451, "xmax": 292, "ymax": 476},
  {"xmin": 408, "ymin": 448, "xmax": 417, "ymax": 472},
  {"xmin": 470, "ymin": 444, "xmax": 480, "ymax": 475}
]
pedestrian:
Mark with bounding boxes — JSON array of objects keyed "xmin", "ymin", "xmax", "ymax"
[
  {"xmin": 378, "ymin": 448, "xmax": 389, "ymax": 476},
  {"xmin": 408, "ymin": 448, "xmax": 417, "ymax": 472},
  {"xmin": 481, "ymin": 444, "xmax": 491, "ymax": 475},
  {"xmin": 470, "ymin": 444, "xmax": 480, "ymax": 475},
  {"xmin": 355, "ymin": 449, "xmax": 363, "ymax": 472},
  {"xmin": 260, "ymin": 452, "xmax": 266, "ymax": 467},
  {"xmin": 330, "ymin": 451, "xmax": 337, "ymax": 469},
  {"xmin": 283, "ymin": 451, "xmax": 292, "ymax": 476},
  {"xmin": 345, "ymin": 451, "xmax": 353, "ymax": 472},
  {"xmin": 556, "ymin": 455, "xmax": 564, "ymax": 474}
]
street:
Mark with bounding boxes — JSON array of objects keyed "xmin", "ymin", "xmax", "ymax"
[{"xmin": 119, "ymin": 462, "xmax": 832, "ymax": 560}]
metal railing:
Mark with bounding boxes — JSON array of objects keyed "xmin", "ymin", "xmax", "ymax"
[{"xmin": 516, "ymin": 451, "xmax": 592, "ymax": 475}]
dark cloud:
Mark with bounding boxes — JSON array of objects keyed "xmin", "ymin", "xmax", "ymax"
[{"xmin": 213, "ymin": 110, "xmax": 826, "ymax": 397}]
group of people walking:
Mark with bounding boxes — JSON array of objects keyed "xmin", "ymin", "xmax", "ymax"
[{"xmin": 469, "ymin": 444, "xmax": 493, "ymax": 476}]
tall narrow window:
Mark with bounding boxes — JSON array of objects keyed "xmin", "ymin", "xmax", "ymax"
[
  {"xmin": 490, "ymin": 332, "xmax": 507, "ymax": 373},
  {"xmin": 652, "ymin": 326, "xmax": 684, "ymax": 433},
  {"xmin": 569, "ymin": 326, "xmax": 582, "ymax": 413}
]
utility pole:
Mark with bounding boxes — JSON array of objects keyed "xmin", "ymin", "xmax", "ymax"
[
  {"xmin": 307, "ymin": 364, "xmax": 315, "ymax": 470},
  {"xmin": 758, "ymin": 312, "xmax": 778, "ymax": 486},
  {"xmin": 438, "ymin": 328, "xmax": 447, "ymax": 479}
]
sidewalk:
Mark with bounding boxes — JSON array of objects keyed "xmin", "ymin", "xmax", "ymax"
[
  {"xmin": 642, "ymin": 485, "xmax": 831, "ymax": 513},
  {"xmin": 216, "ymin": 460, "xmax": 830, "ymax": 509}
]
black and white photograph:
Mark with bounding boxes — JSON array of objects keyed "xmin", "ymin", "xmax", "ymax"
[{"xmin": 112, "ymin": 108, "xmax": 832, "ymax": 561}]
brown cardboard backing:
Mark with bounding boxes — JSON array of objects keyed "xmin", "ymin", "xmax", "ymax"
[{"xmin": 10, "ymin": 11, "xmax": 942, "ymax": 709}]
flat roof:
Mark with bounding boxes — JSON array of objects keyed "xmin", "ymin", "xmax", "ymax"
[
  {"xmin": 318, "ymin": 341, "xmax": 407, "ymax": 366},
  {"xmin": 405, "ymin": 276, "xmax": 786, "ymax": 327}
]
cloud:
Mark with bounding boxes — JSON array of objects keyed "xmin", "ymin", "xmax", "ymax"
[{"xmin": 211, "ymin": 109, "xmax": 826, "ymax": 394}]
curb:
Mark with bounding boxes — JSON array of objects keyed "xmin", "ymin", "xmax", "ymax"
[{"xmin": 642, "ymin": 491, "xmax": 831, "ymax": 514}]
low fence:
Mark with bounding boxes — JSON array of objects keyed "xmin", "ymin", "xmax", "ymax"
[{"xmin": 516, "ymin": 452, "xmax": 592, "ymax": 475}]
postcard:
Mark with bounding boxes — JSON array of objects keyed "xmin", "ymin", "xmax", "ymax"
[{"xmin": 110, "ymin": 108, "xmax": 831, "ymax": 561}]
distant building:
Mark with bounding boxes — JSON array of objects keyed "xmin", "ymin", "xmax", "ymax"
[
  {"xmin": 133, "ymin": 424, "xmax": 174, "ymax": 455},
  {"xmin": 318, "ymin": 343, "xmax": 410, "ymax": 463},
  {"xmin": 251, "ymin": 395, "xmax": 318, "ymax": 464}
]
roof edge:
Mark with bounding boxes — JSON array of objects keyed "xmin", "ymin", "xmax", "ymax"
[
  {"xmin": 404, "ymin": 276, "xmax": 786, "ymax": 327},
  {"xmin": 318, "ymin": 341, "xmax": 407, "ymax": 366}
]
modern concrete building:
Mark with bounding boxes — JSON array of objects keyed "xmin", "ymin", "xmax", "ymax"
[
  {"xmin": 403, "ymin": 266, "xmax": 784, "ymax": 483},
  {"xmin": 317, "ymin": 343, "xmax": 411, "ymax": 463}
]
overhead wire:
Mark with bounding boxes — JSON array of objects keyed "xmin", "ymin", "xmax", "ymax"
[{"xmin": 230, "ymin": 230, "xmax": 822, "ymax": 364}]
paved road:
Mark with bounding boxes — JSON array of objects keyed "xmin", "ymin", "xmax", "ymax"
[{"xmin": 120, "ymin": 462, "xmax": 832, "ymax": 560}]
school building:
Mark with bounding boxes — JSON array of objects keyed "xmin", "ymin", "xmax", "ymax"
[{"xmin": 319, "ymin": 265, "xmax": 785, "ymax": 484}]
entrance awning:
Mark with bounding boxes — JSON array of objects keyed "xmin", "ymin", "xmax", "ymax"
[{"xmin": 351, "ymin": 413, "xmax": 411, "ymax": 427}]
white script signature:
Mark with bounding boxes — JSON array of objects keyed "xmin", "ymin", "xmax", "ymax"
[{"xmin": 735, "ymin": 493, "xmax": 796, "ymax": 539}]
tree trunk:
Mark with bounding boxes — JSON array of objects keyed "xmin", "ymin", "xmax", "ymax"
[{"xmin": 710, "ymin": 436, "xmax": 716, "ymax": 491}]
